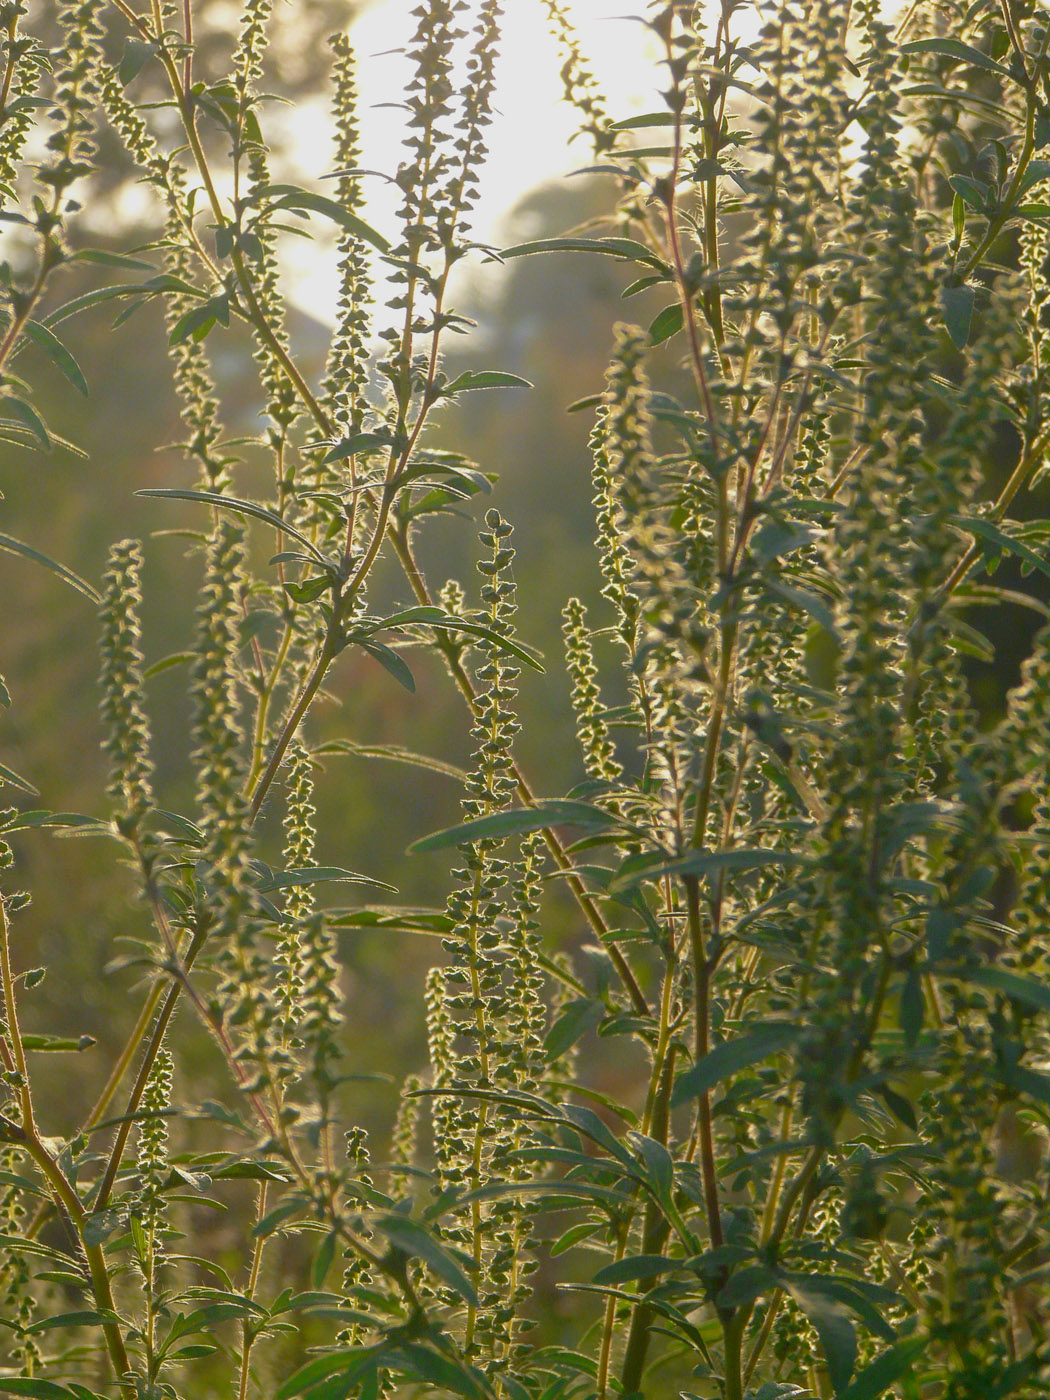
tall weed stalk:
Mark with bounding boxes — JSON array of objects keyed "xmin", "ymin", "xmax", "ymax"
[{"xmin": 1, "ymin": 1, "xmax": 1050, "ymax": 1397}]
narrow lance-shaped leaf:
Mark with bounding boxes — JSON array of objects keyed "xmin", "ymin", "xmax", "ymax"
[
  {"xmin": 951, "ymin": 514, "xmax": 1050, "ymax": 582},
  {"xmin": 901, "ymin": 36, "xmax": 1015, "ymax": 80},
  {"xmin": 941, "ymin": 285, "xmax": 975, "ymax": 349},
  {"xmin": 444, "ymin": 370, "xmax": 533, "ymax": 392},
  {"xmin": 409, "ymin": 800, "xmax": 620, "ymax": 854},
  {"xmin": 21, "ymin": 320, "xmax": 88, "ymax": 395},
  {"xmin": 0, "ymin": 760, "xmax": 39, "ymax": 795},
  {"xmin": 253, "ymin": 184, "xmax": 391, "ymax": 251},
  {"xmin": 136, "ymin": 489, "xmax": 329, "ymax": 564},
  {"xmin": 0, "ymin": 531, "xmax": 99, "ymax": 602},
  {"xmin": 672, "ymin": 1023, "xmax": 803, "ymax": 1106}
]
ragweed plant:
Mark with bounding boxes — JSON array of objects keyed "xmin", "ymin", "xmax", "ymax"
[{"xmin": 4, "ymin": 1, "xmax": 1050, "ymax": 1399}]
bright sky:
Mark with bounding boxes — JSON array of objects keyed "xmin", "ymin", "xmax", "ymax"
[{"xmin": 285, "ymin": 0, "xmax": 664, "ymax": 320}]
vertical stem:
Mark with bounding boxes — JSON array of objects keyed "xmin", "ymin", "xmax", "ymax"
[
  {"xmin": 686, "ymin": 876, "xmax": 723, "ymax": 1254},
  {"xmin": 0, "ymin": 892, "xmax": 35, "ymax": 1137},
  {"xmin": 238, "ymin": 1182, "xmax": 268, "ymax": 1400}
]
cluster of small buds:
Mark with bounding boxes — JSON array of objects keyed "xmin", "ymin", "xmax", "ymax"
[
  {"xmin": 161, "ymin": 174, "xmax": 227, "ymax": 487},
  {"xmin": 1020, "ymin": 173, "xmax": 1050, "ymax": 431},
  {"xmin": 297, "ymin": 913, "xmax": 343, "ymax": 1107},
  {"xmin": 38, "ymin": 0, "xmax": 105, "ymax": 208},
  {"xmin": 440, "ymin": 0, "xmax": 502, "ymax": 248},
  {"xmin": 602, "ymin": 326, "xmax": 691, "ymax": 641},
  {"xmin": 921, "ymin": 1030, "xmax": 1022, "ymax": 1393},
  {"xmin": 275, "ymin": 737, "xmax": 314, "ymax": 1043},
  {"xmin": 192, "ymin": 525, "xmax": 283, "ymax": 1090},
  {"xmin": 468, "ymin": 510, "xmax": 520, "ymax": 812},
  {"xmin": 1000, "ymin": 627, "xmax": 1050, "ymax": 973},
  {"xmin": 544, "ymin": 952, "xmax": 581, "ymax": 1090},
  {"xmin": 589, "ymin": 406, "xmax": 641, "ymax": 659},
  {"xmin": 319, "ymin": 37, "xmax": 373, "ymax": 446},
  {"xmin": 473, "ymin": 838, "xmax": 546, "ymax": 1370},
  {"xmin": 134, "ymin": 1048, "xmax": 173, "ymax": 1287},
  {"xmin": 0, "ymin": 12, "xmax": 47, "ymax": 204},
  {"xmin": 245, "ymin": 140, "xmax": 300, "ymax": 436},
  {"xmin": 225, "ymin": 0, "xmax": 300, "ymax": 438},
  {"xmin": 795, "ymin": 12, "xmax": 941, "ymax": 1051},
  {"xmin": 232, "ymin": 0, "xmax": 273, "ymax": 109},
  {"xmin": 500, "ymin": 834, "xmax": 546, "ymax": 1094},
  {"xmin": 99, "ymin": 540, "xmax": 155, "ymax": 836},
  {"xmin": 733, "ymin": 1, "xmax": 852, "ymax": 351},
  {"xmin": 0, "ymin": 1138, "xmax": 38, "ymax": 1370},
  {"xmin": 645, "ymin": 640, "xmax": 691, "ymax": 837},
  {"xmin": 282, "ymin": 736, "xmax": 317, "ymax": 893},
  {"xmin": 539, "ymin": 0, "xmax": 616, "ymax": 154},
  {"xmin": 192, "ymin": 524, "xmax": 251, "ymax": 875},
  {"xmin": 98, "ymin": 64, "xmax": 165, "ymax": 186},
  {"xmin": 378, "ymin": 0, "xmax": 464, "ymax": 389},
  {"xmin": 391, "ymin": 1074, "xmax": 422, "ymax": 1168},
  {"xmin": 424, "ymin": 965, "xmax": 458, "ymax": 1185},
  {"xmin": 336, "ymin": 1125, "xmax": 376, "ymax": 1347},
  {"xmin": 562, "ymin": 596, "xmax": 621, "ymax": 785}
]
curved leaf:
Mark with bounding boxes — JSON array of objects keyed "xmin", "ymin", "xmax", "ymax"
[
  {"xmin": 902, "ymin": 36, "xmax": 1014, "ymax": 80},
  {"xmin": 0, "ymin": 760, "xmax": 39, "ymax": 795},
  {"xmin": 136, "ymin": 489, "xmax": 328, "ymax": 564},
  {"xmin": 409, "ymin": 799, "xmax": 619, "ymax": 854},
  {"xmin": 255, "ymin": 185, "xmax": 390, "ymax": 251},
  {"xmin": 672, "ymin": 1023, "xmax": 802, "ymax": 1106},
  {"xmin": 22, "ymin": 320, "xmax": 88, "ymax": 395},
  {"xmin": 444, "ymin": 370, "xmax": 532, "ymax": 392},
  {"xmin": 500, "ymin": 236, "xmax": 669, "ymax": 271}
]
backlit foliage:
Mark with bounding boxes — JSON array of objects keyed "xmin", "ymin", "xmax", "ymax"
[{"xmin": 1, "ymin": 1, "xmax": 1050, "ymax": 1398}]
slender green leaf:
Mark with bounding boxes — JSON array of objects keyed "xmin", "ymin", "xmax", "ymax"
[
  {"xmin": 22, "ymin": 321, "xmax": 88, "ymax": 395},
  {"xmin": 26, "ymin": 1310, "xmax": 106, "ymax": 1334},
  {"xmin": 316, "ymin": 740, "xmax": 468, "ymax": 783},
  {"xmin": 947, "ymin": 175, "xmax": 989, "ymax": 211},
  {"xmin": 610, "ymin": 112, "xmax": 676, "ymax": 130},
  {"xmin": 968, "ymin": 966, "xmax": 1050, "ymax": 1012},
  {"xmin": 612, "ymin": 846, "xmax": 800, "ymax": 893},
  {"xmin": 256, "ymin": 185, "xmax": 390, "ymax": 251},
  {"xmin": 839, "ymin": 1337, "xmax": 926, "ymax": 1400},
  {"xmin": 358, "ymin": 640, "xmax": 416, "ymax": 693},
  {"xmin": 3, "ymin": 395, "xmax": 50, "ymax": 449},
  {"xmin": 716, "ymin": 1263, "xmax": 778, "ymax": 1309},
  {"xmin": 545, "ymin": 997, "xmax": 603, "ymax": 1060},
  {"xmin": 136, "ymin": 489, "xmax": 328, "ymax": 563},
  {"xmin": 649, "ymin": 302, "xmax": 684, "ymax": 345},
  {"xmin": 0, "ymin": 532, "xmax": 99, "ymax": 601},
  {"xmin": 378, "ymin": 606, "xmax": 544, "ymax": 671},
  {"xmin": 784, "ymin": 1277, "xmax": 857, "ymax": 1394},
  {"xmin": 253, "ymin": 1198, "xmax": 304, "ymax": 1237},
  {"xmin": 257, "ymin": 865, "xmax": 396, "ymax": 893},
  {"xmin": 373, "ymin": 1214, "xmax": 478, "ymax": 1307},
  {"xmin": 952, "ymin": 191, "xmax": 965, "ymax": 243},
  {"xmin": 941, "ymin": 284, "xmax": 975, "ymax": 349},
  {"xmin": 0, "ymin": 1382, "xmax": 81, "ymax": 1399},
  {"xmin": 409, "ymin": 800, "xmax": 618, "ymax": 854},
  {"xmin": 22, "ymin": 1034, "xmax": 96, "ymax": 1052},
  {"xmin": 592, "ymin": 1254, "xmax": 683, "ymax": 1286},
  {"xmin": 119, "ymin": 37, "xmax": 159, "ymax": 84},
  {"xmin": 0, "ymin": 760, "xmax": 38, "ymax": 795},
  {"xmin": 902, "ymin": 36, "xmax": 1014, "ymax": 78},
  {"xmin": 672, "ymin": 1023, "xmax": 802, "ymax": 1105},
  {"xmin": 445, "ymin": 370, "xmax": 532, "ymax": 392},
  {"xmin": 500, "ymin": 236, "xmax": 668, "ymax": 271},
  {"xmin": 951, "ymin": 514, "xmax": 1050, "ymax": 581}
]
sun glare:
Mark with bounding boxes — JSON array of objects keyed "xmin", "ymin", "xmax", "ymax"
[{"xmin": 285, "ymin": 0, "xmax": 664, "ymax": 321}]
